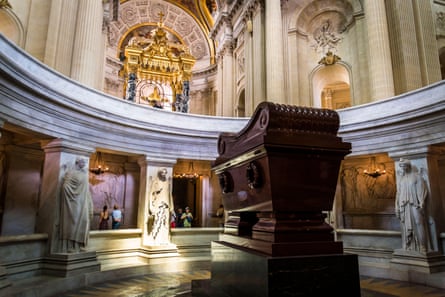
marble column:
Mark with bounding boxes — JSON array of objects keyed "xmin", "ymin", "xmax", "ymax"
[
  {"xmin": 137, "ymin": 156, "xmax": 177, "ymax": 253},
  {"xmin": 221, "ymin": 43, "xmax": 235, "ymax": 116},
  {"xmin": 252, "ymin": 4, "xmax": 266, "ymax": 109},
  {"xmin": 216, "ymin": 55, "xmax": 224, "ymax": 116},
  {"xmin": 44, "ymin": 0, "xmax": 79, "ymax": 77},
  {"xmin": 364, "ymin": 0, "xmax": 395, "ymax": 101},
  {"xmin": 70, "ymin": 0, "xmax": 104, "ymax": 90},
  {"xmin": 411, "ymin": 0, "xmax": 442, "ymax": 84},
  {"xmin": 265, "ymin": 0, "xmax": 285, "ymax": 102},
  {"xmin": 244, "ymin": 17, "xmax": 254, "ymax": 116},
  {"xmin": 390, "ymin": 149, "xmax": 445, "ymax": 273}
]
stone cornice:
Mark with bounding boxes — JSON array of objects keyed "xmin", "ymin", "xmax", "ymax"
[{"xmin": 1, "ymin": 35, "xmax": 445, "ymax": 162}]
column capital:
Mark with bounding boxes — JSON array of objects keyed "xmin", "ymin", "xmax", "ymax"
[
  {"xmin": 389, "ymin": 146, "xmax": 444, "ymax": 161},
  {"xmin": 40, "ymin": 138, "xmax": 95, "ymax": 155},
  {"xmin": 137, "ymin": 155, "xmax": 177, "ymax": 168}
]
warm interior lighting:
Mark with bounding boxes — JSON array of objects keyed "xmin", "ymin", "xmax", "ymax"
[
  {"xmin": 90, "ymin": 152, "xmax": 109, "ymax": 175},
  {"xmin": 363, "ymin": 156, "xmax": 386, "ymax": 178},
  {"xmin": 174, "ymin": 162, "xmax": 199, "ymax": 179}
]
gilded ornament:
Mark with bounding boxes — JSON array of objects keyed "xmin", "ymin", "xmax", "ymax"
[{"xmin": 0, "ymin": 0, "xmax": 12, "ymax": 9}]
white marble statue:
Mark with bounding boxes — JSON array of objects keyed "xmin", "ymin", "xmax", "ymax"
[
  {"xmin": 148, "ymin": 167, "xmax": 174, "ymax": 245},
  {"xmin": 59, "ymin": 157, "xmax": 93, "ymax": 253},
  {"xmin": 395, "ymin": 158, "xmax": 433, "ymax": 253}
]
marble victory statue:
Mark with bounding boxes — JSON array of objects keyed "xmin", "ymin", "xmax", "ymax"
[{"xmin": 194, "ymin": 102, "xmax": 360, "ymax": 297}]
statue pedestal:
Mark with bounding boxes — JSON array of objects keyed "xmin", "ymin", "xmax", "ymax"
[
  {"xmin": 44, "ymin": 251, "xmax": 100, "ymax": 277},
  {"xmin": 141, "ymin": 243, "xmax": 179, "ymax": 258},
  {"xmin": 391, "ymin": 249, "xmax": 445, "ymax": 274}
]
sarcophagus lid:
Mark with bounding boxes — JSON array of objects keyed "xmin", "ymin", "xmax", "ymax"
[{"xmin": 212, "ymin": 102, "xmax": 351, "ymax": 213}]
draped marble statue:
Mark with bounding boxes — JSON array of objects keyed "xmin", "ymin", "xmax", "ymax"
[
  {"xmin": 59, "ymin": 157, "xmax": 93, "ymax": 253},
  {"xmin": 395, "ymin": 158, "xmax": 435, "ymax": 253}
]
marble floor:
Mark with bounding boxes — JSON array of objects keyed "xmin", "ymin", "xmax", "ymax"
[{"xmin": 56, "ymin": 270, "xmax": 445, "ymax": 297}]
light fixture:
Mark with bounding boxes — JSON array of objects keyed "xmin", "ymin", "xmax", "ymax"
[
  {"xmin": 363, "ymin": 156, "xmax": 386, "ymax": 178},
  {"xmin": 90, "ymin": 152, "xmax": 109, "ymax": 175},
  {"xmin": 174, "ymin": 161, "xmax": 199, "ymax": 179}
]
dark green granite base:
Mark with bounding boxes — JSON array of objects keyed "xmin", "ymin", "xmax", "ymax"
[{"xmin": 197, "ymin": 241, "xmax": 361, "ymax": 297}]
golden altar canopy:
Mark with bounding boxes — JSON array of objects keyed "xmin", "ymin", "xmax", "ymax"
[{"xmin": 122, "ymin": 12, "xmax": 196, "ymax": 111}]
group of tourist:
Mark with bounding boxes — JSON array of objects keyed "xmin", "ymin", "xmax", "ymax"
[
  {"xmin": 99, "ymin": 204, "xmax": 123, "ymax": 230},
  {"xmin": 171, "ymin": 206, "xmax": 193, "ymax": 228}
]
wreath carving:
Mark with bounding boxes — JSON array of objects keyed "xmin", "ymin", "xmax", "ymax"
[{"xmin": 246, "ymin": 161, "xmax": 263, "ymax": 189}]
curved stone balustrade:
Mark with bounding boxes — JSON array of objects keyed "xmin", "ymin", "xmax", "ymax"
[
  {"xmin": 1, "ymin": 33, "xmax": 445, "ymax": 159},
  {"xmin": 338, "ymin": 81, "xmax": 445, "ymax": 156},
  {"xmin": 0, "ymin": 34, "xmax": 246, "ymax": 161}
]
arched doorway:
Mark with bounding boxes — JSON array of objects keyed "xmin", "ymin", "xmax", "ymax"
[
  {"xmin": 311, "ymin": 63, "xmax": 352, "ymax": 109},
  {"xmin": 237, "ymin": 89, "xmax": 246, "ymax": 117}
]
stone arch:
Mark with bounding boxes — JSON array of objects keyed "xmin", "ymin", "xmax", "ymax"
[
  {"xmin": 440, "ymin": 46, "xmax": 445, "ymax": 80},
  {"xmin": 0, "ymin": 8, "xmax": 25, "ymax": 47},
  {"xmin": 310, "ymin": 61, "xmax": 353, "ymax": 109},
  {"xmin": 237, "ymin": 89, "xmax": 246, "ymax": 117}
]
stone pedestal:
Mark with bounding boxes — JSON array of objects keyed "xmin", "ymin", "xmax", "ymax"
[
  {"xmin": 43, "ymin": 251, "xmax": 100, "ymax": 277},
  {"xmin": 196, "ymin": 102, "xmax": 360, "ymax": 296},
  {"xmin": 391, "ymin": 249, "xmax": 445, "ymax": 274},
  {"xmin": 206, "ymin": 241, "xmax": 360, "ymax": 297},
  {"xmin": 141, "ymin": 243, "xmax": 179, "ymax": 258}
]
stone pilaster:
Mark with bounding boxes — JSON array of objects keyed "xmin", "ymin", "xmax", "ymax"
[
  {"xmin": 137, "ymin": 156, "xmax": 177, "ymax": 252},
  {"xmin": 265, "ymin": 0, "xmax": 285, "ymax": 102},
  {"xmin": 252, "ymin": 4, "xmax": 266, "ymax": 109},
  {"xmin": 37, "ymin": 139, "xmax": 94, "ymax": 255},
  {"xmin": 221, "ymin": 43, "xmax": 235, "ymax": 116},
  {"xmin": 386, "ymin": 0, "xmax": 421, "ymax": 93},
  {"xmin": 44, "ymin": 0, "xmax": 79, "ymax": 76},
  {"xmin": 412, "ymin": 0, "xmax": 442, "ymax": 84},
  {"xmin": 244, "ymin": 17, "xmax": 253, "ymax": 116},
  {"xmin": 70, "ymin": 0, "xmax": 104, "ymax": 90},
  {"xmin": 364, "ymin": 0, "xmax": 395, "ymax": 101},
  {"xmin": 36, "ymin": 139, "xmax": 100, "ymax": 276}
]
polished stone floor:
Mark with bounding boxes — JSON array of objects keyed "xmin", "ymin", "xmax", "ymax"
[{"xmin": 57, "ymin": 270, "xmax": 445, "ymax": 297}]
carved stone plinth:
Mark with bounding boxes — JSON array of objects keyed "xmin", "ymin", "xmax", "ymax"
[
  {"xmin": 391, "ymin": 249, "xmax": 445, "ymax": 274},
  {"xmin": 43, "ymin": 251, "xmax": 100, "ymax": 277}
]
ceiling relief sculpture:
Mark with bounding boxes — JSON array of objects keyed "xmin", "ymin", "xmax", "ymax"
[{"xmin": 111, "ymin": 1, "xmax": 211, "ymax": 63}]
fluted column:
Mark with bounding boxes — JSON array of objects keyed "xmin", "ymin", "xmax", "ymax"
[
  {"xmin": 244, "ymin": 18, "xmax": 254, "ymax": 116},
  {"xmin": 265, "ymin": 0, "xmax": 285, "ymax": 102},
  {"xmin": 44, "ymin": 0, "xmax": 78, "ymax": 76},
  {"xmin": 364, "ymin": 0, "xmax": 395, "ymax": 101},
  {"xmin": 412, "ymin": 0, "xmax": 442, "ymax": 84},
  {"xmin": 222, "ymin": 44, "xmax": 235, "ymax": 116},
  {"xmin": 252, "ymin": 5, "xmax": 266, "ymax": 109},
  {"xmin": 216, "ymin": 56, "xmax": 224, "ymax": 116},
  {"xmin": 71, "ymin": 0, "xmax": 104, "ymax": 89}
]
